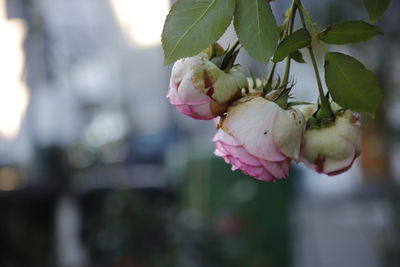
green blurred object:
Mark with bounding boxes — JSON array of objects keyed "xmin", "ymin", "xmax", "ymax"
[
  {"xmin": 81, "ymin": 189, "xmax": 177, "ymax": 267},
  {"xmin": 179, "ymin": 155, "xmax": 295, "ymax": 267}
]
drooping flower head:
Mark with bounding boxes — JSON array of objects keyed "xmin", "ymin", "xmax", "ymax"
[
  {"xmin": 167, "ymin": 52, "xmax": 247, "ymax": 120},
  {"xmin": 299, "ymin": 104, "xmax": 361, "ymax": 175},
  {"xmin": 213, "ymin": 96, "xmax": 305, "ymax": 181}
]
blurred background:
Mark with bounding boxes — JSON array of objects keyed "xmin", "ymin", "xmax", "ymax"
[{"xmin": 0, "ymin": 0, "xmax": 399, "ymax": 266}]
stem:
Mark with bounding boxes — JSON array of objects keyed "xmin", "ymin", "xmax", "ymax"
[
  {"xmin": 282, "ymin": 3, "xmax": 297, "ymax": 86},
  {"xmin": 282, "ymin": 59, "xmax": 291, "ymax": 86},
  {"xmin": 230, "ymin": 39, "xmax": 240, "ymax": 51},
  {"xmin": 297, "ymin": 1, "xmax": 333, "ymax": 118},
  {"xmin": 263, "ymin": 62, "xmax": 276, "ymax": 95},
  {"xmin": 266, "ymin": 62, "xmax": 277, "ymax": 86},
  {"xmin": 266, "ymin": 0, "xmax": 297, "ymax": 93}
]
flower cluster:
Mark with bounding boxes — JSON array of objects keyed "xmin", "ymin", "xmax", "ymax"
[{"xmin": 167, "ymin": 49, "xmax": 361, "ymax": 181}]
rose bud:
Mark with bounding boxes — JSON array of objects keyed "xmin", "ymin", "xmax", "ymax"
[
  {"xmin": 213, "ymin": 96, "xmax": 305, "ymax": 181},
  {"xmin": 167, "ymin": 52, "xmax": 247, "ymax": 120},
  {"xmin": 300, "ymin": 105, "xmax": 361, "ymax": 175}
]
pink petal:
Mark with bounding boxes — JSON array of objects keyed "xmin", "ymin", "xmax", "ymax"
[
  {"xmin": 174, "ymin": 104, "xmax": 192, "ymax": 116},
  {"xmin": 240, "ymin": 164, "xmax": 275, "ymax": 181},
  {"xmin": 212, "ymin": 129, "xmax": 241, "ymax": 146},
  {"xmin": 259, "ymin": 158, "xmax": 290, "ymax": 178},
  {"xmin": 214, "ymin": 147, "xmax": 226, "ymax": 157},
  {"xmin": 225, "ymin": 97, "xmax": 286, "ymax": 161},
  {"xmin": 166, "ymin": 86, "xmax": 181, "ymax": 103},
  {"xmin": 254, "ymin": 168, "xmax": 276, "ymax": 182},
  {"xmin": 225, "ymin": 155, "xmax": 243, "ymax": 170},
  {"xmin": 191, "ymin": 102, "xmax": 214, "ymax": 119},
  {"xmin": 240, "ymin": 164, "xmax": 263, "ymax": 177},
  {"xmin": 213, "ymin": 126, "xmax": 289, "ymax": 182},
  {"xmin": 177, "ymin": 74, "xmax": 211, "ymax": 105},
  {"xmin": 222, "ymin": 144, "xmax": 261, "ymax": 166},
  {"xmin": 173, "ymin": 103, "xmax": 213, "ymax": 120},
  {"xmin": 215, "ymin": 142, "xmax": 229, "ymax": 156}
]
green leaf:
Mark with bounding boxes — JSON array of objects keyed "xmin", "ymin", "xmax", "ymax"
[
  {"xmin": 234, "ymin": 0, "xmax": 279, "ymax": 63},
  {"xmin": 324, "ymin": 52, "xmax": 381, "ymax": 115},
  {"xmin": 162, "ymin": 0, "xmax": 235, "ymax": 65},
  {"xmin": 363, "ymin": 0, "xmax": 391, "ymax": 22},
  {"xmin": 317, "ymin": 20, "xmax": 383, "ymax": 44},
  {"xmin": 272, "ymin": 28, "xmax": 311, "ymax": 63},
  {"xmin": 289, "ymin": 50, "xmax": 306, "ymax": 63}
]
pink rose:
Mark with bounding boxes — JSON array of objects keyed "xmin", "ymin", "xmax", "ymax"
[
  {"xmin": 167, "ymin": 53, "xmax": 247, "ymax": 120},
  {"xmin": 213, "ymin": 96, "xmax": 305, "ymax": 181},
  {"xmin": 300, "ymin": 105, "xmax": 361, "ymax": 175}
]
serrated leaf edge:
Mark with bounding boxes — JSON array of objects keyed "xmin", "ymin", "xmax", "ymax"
[
  {"xmin": 162, "ymin": 0, "xmax": 233, "ymax": 65},
  {"xmin": 233, "ymin": 0, "xmax": 279, "ymax": 63},
  {"xmin": 317, "ymin": 20, "xmax": 383, "ymax": 44},
  {"xmin": 325, "ymin": 52, "xmax": 380, "ymax": 115}
]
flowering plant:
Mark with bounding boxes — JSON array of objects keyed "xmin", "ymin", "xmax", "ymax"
[{"xmin": 161, "ymin": 0, "xmax": 389, "ymax": 181}]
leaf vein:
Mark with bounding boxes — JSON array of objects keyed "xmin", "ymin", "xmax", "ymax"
[{"xmin": 166, "ymin": 0, "xmax": 219, "ymax": 62}]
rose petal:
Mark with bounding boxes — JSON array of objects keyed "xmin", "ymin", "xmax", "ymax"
[
  {"xmin": 334, "ymin": 113, "xmax": 361, "ymax": 156},
  {"xmin": 301, "ymin": 128, "xmax": 356, "ymax": 174},
  {"xmin": 166, "ymin": 86, "xmax": 180, "ymax": 103},
  {"xmin": 215, "ymin": 142, "xmax": 229, "ymax": 156},
  {"xmin": 225, "ymin": 155, "xmax": 242, "ymax": 170},
  {"xmin": 225, "ymin": 97, "xmax": 286, "ymax": 161},
  {"xmin": 214, "ymin": 147, "xmax": 226, "ymax": 158},
  {"xmin": 323, "ymin": 140, "xmax": 356, "ymax": 174},
  {"xmin": 259, "ymin": 158, "xmax": 290, "ymax": 178},
  {"xmin": 173, "ymin": 74, "xmax": 211, "ymax": 105},
  {"xmin": 173, "ymin": 102, "xmax": 213, "ymax": 120},
  {"xmin": 212, "ymin": 129, "xmax": 241, "ymax": 146},
  {"xmin": 170, "ymin": 56, "xmax": 200, "ymax": 86},
  {"xmin": 272, "ymin": 108, "xmax": 305, "ymax": 160},
  {"xmin": 255, "ymin": 168, "xmax": 276, "ymax": 182},
  {"xmin": 327, "ymin": 156, "xmax": 356, "ymax": 176},
  {"xmin": 240, "ymin": 164, "xmax": 263, "ymax": 177},
  {"xmin": 240, "ymin": 164, "xmax": 275, "ymax": 182},
  {"xmin": 222, "ymin": 144, "xmax": 261, "ymax": 167},
  {"xmin": 174, "ymin": 104, "xmax": 192, "ymax": 116},
  {"xmin": 191, "ymin": 102, "xmax": 214, "ymax": 119},
  {"xmin": 213, "ymin": 116, "xmax": 292, "ymax": 181}
]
